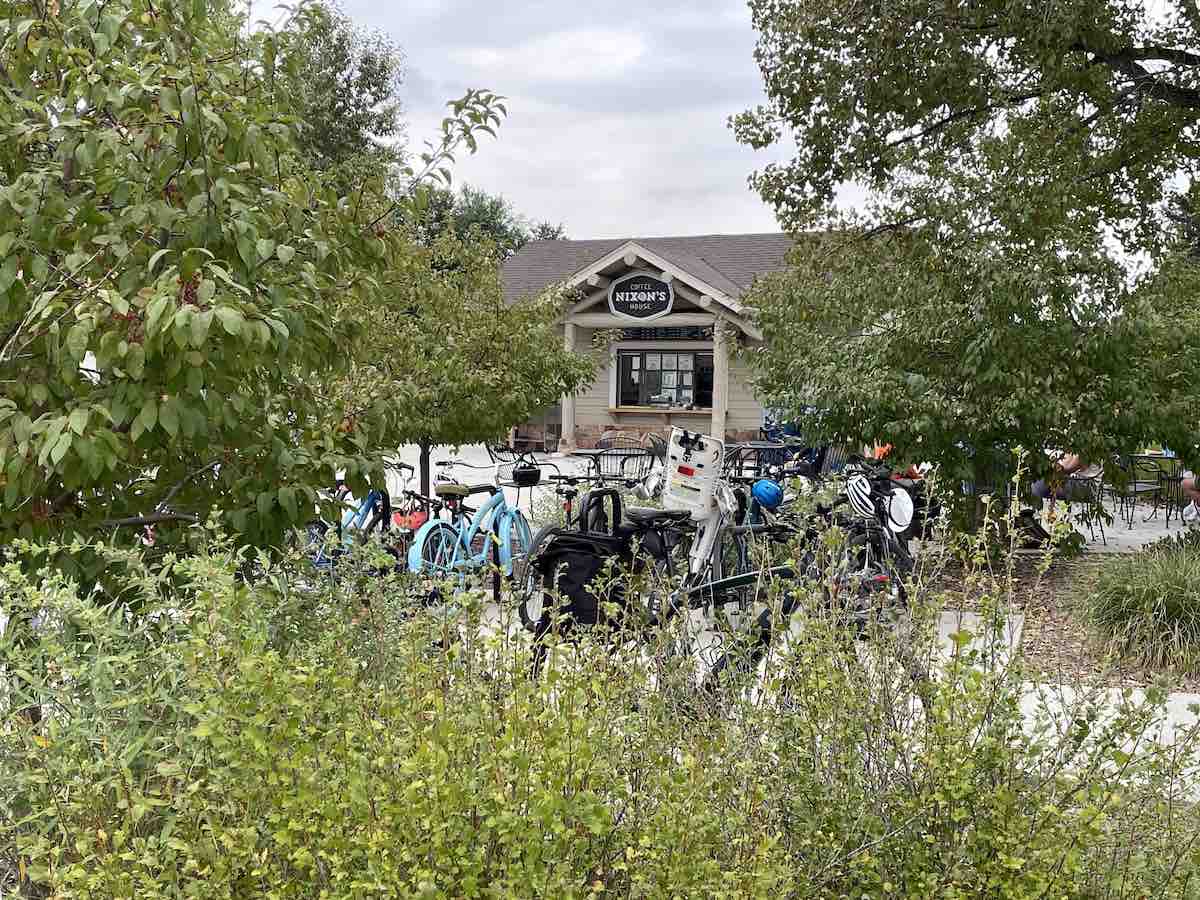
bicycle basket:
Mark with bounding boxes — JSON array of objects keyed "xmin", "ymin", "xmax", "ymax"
[{"xmin": 511, "ymin": 462, "xmax": 542, "ymax": 488}]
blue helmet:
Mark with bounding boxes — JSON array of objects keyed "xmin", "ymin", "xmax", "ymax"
[{"xmin": 751, "ymin": 478, "xmax": 784, "ymax": 511}]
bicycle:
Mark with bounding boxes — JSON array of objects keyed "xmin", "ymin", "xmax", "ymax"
[
  {"xmin": 305, "ymin": 463, "xmax": 416, "ymax": 574},
  {"xmin": 517, "ymin": 472, "xmax": 691, "ymax": 633},
  {"xmin": 406, "ymin": 456, "xmax": 537, "ymax": 582},
  {"xmin": 694, "ymin": 455, "xmax": 934, "ymax": 707}
]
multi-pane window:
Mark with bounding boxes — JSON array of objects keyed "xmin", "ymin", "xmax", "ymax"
[{"xmin": 617, "ymin": 351, "xmax": 714, "ymax": 409}]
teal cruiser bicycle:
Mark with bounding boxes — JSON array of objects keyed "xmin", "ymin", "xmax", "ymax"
[{"xmin": 406, "ymin": 457, "xmax": 537, "ymax": 581}]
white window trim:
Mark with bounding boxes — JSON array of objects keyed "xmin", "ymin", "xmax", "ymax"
[{"xmin": 608, "ymin": 341, "xmax": 714, "ymax": 409}]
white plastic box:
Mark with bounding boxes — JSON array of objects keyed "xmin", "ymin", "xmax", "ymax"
[{"xmin": 663, "ymin": 427, "xmax": 725, "ymax": 520}]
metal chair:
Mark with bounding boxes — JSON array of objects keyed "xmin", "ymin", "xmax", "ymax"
[
  {"xmin": 1107, "ymin": 456, "xmax": 1164, "ymax": 528},
  {"xmin": 723, "ymin": 441, "xmax": 788, "ymax": 479},
  {"xmin": 820, "ymin": 444, "xmax": 851, "ymax": 476},
  {"xmin": 595, "ymin": 431, "xmax": 643, "ymax": 451},
  {"xmin": 1158, "ymin": 457, "xmax": 1186, "ymax": 528},
  {"xmin": 1066, "ymin": 474, "xmax": 1107, "ymax": 545}
]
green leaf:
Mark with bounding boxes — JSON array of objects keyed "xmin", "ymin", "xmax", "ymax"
[
  {"xmin": 50, "ymin": 431, "xmax": 72, "ymax": 466},
  {"xmin": 180, "ymin": 85, "xmax": 196, "ymax": 127},
  {"xmin": 0, "ymin": 254, "xmax": 21, "ymax": 292},
  {"xmin": 256, "ymin": 491, "xmax": 274, "ymax": 517},
  {"xmin": 66, "ymin": 324, "xmax": 89, "ymax": 362},
  {"xmin": 146, "ymin": 296, "xmax": 170, "ymax": 335},
  {"xmin": 215, "ymin": 306, "xmax": 243, "ymax": 335},
  {"xmin": 275, "ymin": 245, "xmax": 296, "ymax": 265},
  {"xmin": 190, "ymin": 310, "xmax": 212, "ymax": 347},
  {"xmin": 278, "ymin": 486, "xmax": 298, "ymax": 520},
  {"xmin": 147, "ymin": 248, "xmax": 172, "ymax": 274},
  {"xmin": 159, "ymin": 400, "xmax": 179, "ymax": 438},
  {"xmin": 256, "ymin": 238, "xmax": 276, "ymax": 261},
  {"xmin": 197, "ymin": 279, "xmax": 216, "ymax": 306},
  {"xmin": 68, "ymin": 407, "xmax": 89, "ymax": 435},
  {"xmin": 126, "ymin": 344, "xmax": 145, "ymax": 380},
  {"xmin": 133, "ymin": 396, "xmax": 158, "ymax": 439}
]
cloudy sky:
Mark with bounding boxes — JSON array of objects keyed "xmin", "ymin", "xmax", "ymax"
[{"xmin": 327, "ymin": 0, "xmax": 793, "ymax": 238}]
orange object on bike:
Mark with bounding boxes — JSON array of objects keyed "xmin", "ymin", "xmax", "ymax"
[{"xmin": 393, "ymin": 510, "xmax": 428, "ymax": 531}]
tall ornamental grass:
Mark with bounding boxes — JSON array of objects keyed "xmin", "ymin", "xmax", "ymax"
[{"xmin": 1087, "ymin": 530, "xmax": 1200, "ymax": 671}]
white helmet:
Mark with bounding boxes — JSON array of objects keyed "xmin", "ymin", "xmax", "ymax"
[
  {"xmin": 886, "ymin": 486, "xmax": 914, "ymax": 533},
  {"xmin": 846, "ymin": 474, "xmax": 875, "ymax": 520}
]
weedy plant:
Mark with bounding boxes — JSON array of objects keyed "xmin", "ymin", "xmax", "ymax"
[
  {"xmin": 2, "ymin": 511, "xmax": 1200, "ymax": 898},
  {"xmin": 1087, "ymin": 528, "xmax": 1200, "ymax": 672}
]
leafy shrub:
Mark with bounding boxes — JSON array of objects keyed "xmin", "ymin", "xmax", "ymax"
[
  {"xmin": 2, "ymin": 531, "xmax": 1200, "ymax": 898},
  {"xmin": 1087, "ymin": 531, "xmax": 1200, "ymax": 670}
]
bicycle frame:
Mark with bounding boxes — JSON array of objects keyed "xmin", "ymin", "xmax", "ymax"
[
  {"xmin": 310, "ymin": 488, "xmax": 390, "ymax": 570},
  {"xmin": 450, "ymin": 488, "xmax": 509, "ymax": 571}
]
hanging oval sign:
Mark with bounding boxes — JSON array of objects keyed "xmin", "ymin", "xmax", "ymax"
[{"xmin": 608, "ymin": 271, "xmax": 674, "ymax": 321}]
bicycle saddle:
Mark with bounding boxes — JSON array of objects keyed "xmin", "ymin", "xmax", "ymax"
[
  {"xmin": 623, "ymin": 507, "xmax": 691, "ymax": 527},
  {"xmin": 434, "ymin": 483, "xmax": 496, "ymax": 499}
]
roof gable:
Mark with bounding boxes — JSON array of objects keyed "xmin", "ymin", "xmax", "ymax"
[{"xmin": 502, "ymin": 232, "xmax": 793, "ymax": 304}]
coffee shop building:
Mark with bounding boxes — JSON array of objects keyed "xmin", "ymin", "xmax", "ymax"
[{"xmin": 502, "ymin": 233, "xmax": 793, "ymax": 451}]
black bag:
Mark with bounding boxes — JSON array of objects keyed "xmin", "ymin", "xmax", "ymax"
[{"xmin": 530, "ymin": 529, "xmax": 632, "ymax": 626}]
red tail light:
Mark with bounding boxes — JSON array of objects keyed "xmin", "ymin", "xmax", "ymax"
[{"xmin": 677, "ymin": 465, "xmax": 696, "ymax": 477}]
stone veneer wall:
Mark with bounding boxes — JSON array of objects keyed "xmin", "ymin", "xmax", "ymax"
[{"xmin": 571, "ymin": 424, "xmax": 759, "ymax": 449}]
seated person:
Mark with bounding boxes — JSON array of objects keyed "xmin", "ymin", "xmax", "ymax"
[
  {"xmin": 1032, "ymin": 453, "xmax": 1102, "ymax": 503},
  {"xmin": 1184, "ymin": 470, "xmax": 1200, "ymax": 524}
]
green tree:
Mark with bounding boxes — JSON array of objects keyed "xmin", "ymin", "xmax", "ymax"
[
  {"xmin": 0, "ymin": 0, "xmax": 501, "ymax": 556},
  {"xmin": 281, "ymin": 1, "xmax": 405, "ymax": 177},
  {"xmin": 736, "ymin": 0, "xmax": 1200, "ymax": 477},
  {"xmin": 343, "ymin": 230, "xmax": 592, "ymax": 494},
  {"xmin": 405, "ymin": 184, "xmax": 566, "ymax": 258}
]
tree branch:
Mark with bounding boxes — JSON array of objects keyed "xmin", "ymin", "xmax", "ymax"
[
  {"xmin": 1072, "ymin": 41, "xmax": 1200, "ymax": 110},
  {"xmin": 159, "ymin": 460, "xmax": 219, "ymax": 509},
  {"xmin": 101, "ymin": 512, "xmax": 200, "ymax": 528}
]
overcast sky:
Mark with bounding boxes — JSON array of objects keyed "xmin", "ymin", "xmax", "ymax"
[{"xmin": 326, "ymin": 0, "xmax": 793, "ymax": 238}]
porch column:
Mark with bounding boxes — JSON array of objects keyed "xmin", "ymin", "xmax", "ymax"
[
  {"xmin": 711, "ymin": 316, "xmax": 729, "ymax": 442},
  {"xmin": 559, "ymin": 322, "xmax": 577, "ymax": 453}
]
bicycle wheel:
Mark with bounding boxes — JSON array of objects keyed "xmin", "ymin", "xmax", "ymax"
[
  {"xmin": 517, "ymin": 523, "xmax": 556, "ymax": 632},
  {"xmin": 410, "ymin": 521, "xmax": 460, "ymax": 578},
  {"xmin": 498, "ymin": 508, "xmax": 533, "ymax": 577}
]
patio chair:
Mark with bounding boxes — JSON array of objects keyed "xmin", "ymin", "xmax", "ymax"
[
  {"xmin": 1158, "ymin": 457, "xmax": 1186, "ymax": 528},
  {"xmin": 1107, "ymin": 455, "xmax": 1163, "ymax": 529},
  {"xmin": 724, "ymin": 441, "xmax": 789, "ymax": 480},
  {"xmin": 645, "ymin": 433, "xmax": 667, "ymax": 466},
  {"xmin": 820, "ymin": 444, "xmax": 851, "ymax": 476},
  {"xmin": 1066, "ymin": 474, "xmax": 1107, "ymax": 545},
  {"xmin": 595, "ymin": 431, "xmax": 643, "ymax": 451}
]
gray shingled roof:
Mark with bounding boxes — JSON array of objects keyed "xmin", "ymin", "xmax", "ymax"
[{"xmin": 502, "ymin": 232, "xmax": 794, "ymax": 303}]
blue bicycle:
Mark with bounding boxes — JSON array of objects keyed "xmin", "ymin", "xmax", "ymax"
[
  {"xmin": 407, "ymin": 459, "xmax": 536, "ymax": 581},
  {"xmin": 306, "ymin": 464, "xmax": 415, "ymax": 573}
]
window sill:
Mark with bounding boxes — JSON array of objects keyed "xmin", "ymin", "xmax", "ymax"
[{"xmin": 609, "ymin": 406, "xmax": 713, "ymax": 416}]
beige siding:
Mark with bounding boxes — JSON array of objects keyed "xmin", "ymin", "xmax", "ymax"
[
  {"xmin": 573, "ymin": 328, "xmax": 613, "ymax": 425},
  {"xmin": 728, "ymin": 344, "xmax": 765, "ymax": 433}
]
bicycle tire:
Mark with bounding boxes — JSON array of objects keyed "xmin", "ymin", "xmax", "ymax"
[
  {"xmin": 410, "ymin": 521, "xmax": 460, "ymax": 578},
  {"xmin": 517, "ymin": 523, "xmax": 556, "ymax": 632},
  {"xmin": 498, "ymin": 508, "xmax": 533, "ymax": 577}
]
